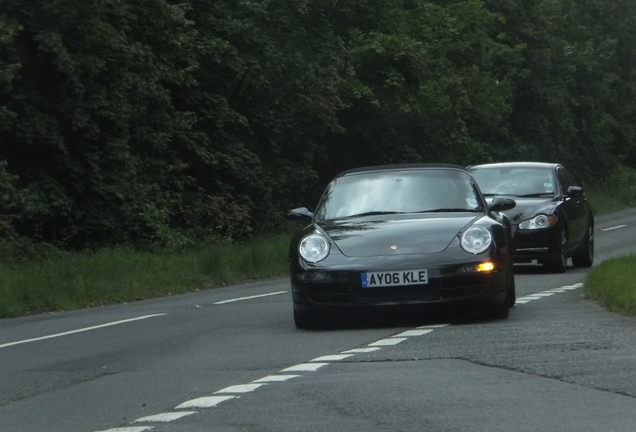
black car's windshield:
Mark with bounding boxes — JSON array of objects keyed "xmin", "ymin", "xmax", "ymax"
[
  {"xmin": 471, "ymin": 167, "xmax": 557, "ymax": 197},
  {"xmin": 315, "ymin": 169, "xmax": 484, "ymax": 220}
]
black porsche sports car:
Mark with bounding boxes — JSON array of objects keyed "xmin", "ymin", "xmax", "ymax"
[
  {"xmin": 469, "ymin": 162, "xmax": 594, "ymax": 273},
  {"xmin": 285, "ymin": 164, "xmax": 517, "ymax": 329}
]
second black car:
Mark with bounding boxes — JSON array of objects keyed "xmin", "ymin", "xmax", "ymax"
[{"xmin": 469, "ymin": 162, "xmax": 594, "ymax": 273}]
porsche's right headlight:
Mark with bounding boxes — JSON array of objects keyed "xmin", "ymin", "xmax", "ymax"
[
  {"xmin": 460, "ymin": 226, "xmax": 492, "ymax": 254},
  {"xmin": 298, "ymin": 234, "xmax": 330, "ymax": 263}
]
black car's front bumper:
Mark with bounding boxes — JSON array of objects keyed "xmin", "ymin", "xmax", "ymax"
[
  {"xmin": 290, "ymin": 254, "xmax": 509, "ymax": 314},
  {"xmin": 511, "ymin": 225, "xmax": 561, "ymax": 263}
]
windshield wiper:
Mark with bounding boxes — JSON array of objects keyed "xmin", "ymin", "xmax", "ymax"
[
  {"xmin": 417, "ymin": 208, "xmax": 481, "ymax": 213},
  {"xmin": 482, "ymin": 193, "xmax": 517, "ymax": 197},
  {"xmin": 516, "ymin": 193, "xmax": 553, "ymax": 198},
  {"xmin": 341, "ymin": 211, "xmax": 404, "ymax": 218}
]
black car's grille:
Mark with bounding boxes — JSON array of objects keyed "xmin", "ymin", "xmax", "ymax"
[
  {"xmin": 307, "ymin": 293, "xmax": 353, "ymax": 304},
  {"xmin": 306, "ymin": 283, "xmax": 354, "ymax": 304},
  {"xmin": 439, "ymin": 283, "xmax": 485, "ymax": 299},
  {"xmin": 304, "ymin": 275, "xmax": 486, "ymax": 306},
  {"xmin": 357, "ymin": 280, "xmax": 441, "ymax": 302}
]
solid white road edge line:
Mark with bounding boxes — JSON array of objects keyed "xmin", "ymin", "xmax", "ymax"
[{"xmin": 0, "ymin": 314, "xmax": 166, "ymax": 349}]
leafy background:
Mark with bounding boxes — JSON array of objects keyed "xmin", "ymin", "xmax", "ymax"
[{"xmin": 1, "ymin": 0, "xmax": 635, "ymax": 258}]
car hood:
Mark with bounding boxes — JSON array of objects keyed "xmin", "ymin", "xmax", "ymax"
[
  {"xmin": 487, "ymin": 197, "xmax": 559, "ymax": 224},
  {"xmin": 317, "ymin": 214, "xmax": 479, "ymax": 257}
]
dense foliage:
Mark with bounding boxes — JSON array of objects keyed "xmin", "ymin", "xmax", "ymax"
[{"xmin": 1, "ymin": 0, "xmax": 635, "ymax": 257}]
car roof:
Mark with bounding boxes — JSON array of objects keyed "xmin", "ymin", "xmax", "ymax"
[
  {"xmin": 468, "ymin": 161, "xmax": 560, "ymax": 170},
  {"xmin": 337, "ymin": 163, "xmax": 468, "ymax": 177}
]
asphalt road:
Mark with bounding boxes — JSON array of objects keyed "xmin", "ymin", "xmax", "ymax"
[{"xmin": 1, "ymin": 208, "xmax": 635, "ymax": 432}]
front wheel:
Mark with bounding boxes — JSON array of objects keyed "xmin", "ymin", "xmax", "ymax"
[
  {"xmin": 293, "ymin": 307, "xmax": 318, "ymax": 330},
  {"xmin": 485, "ymin": 283, "xmax": 512, "ymax": 320},
  {"xmin": 486, "ymin": 296, "xmax": 510, "ymax": 320},
  {"xmin": 544, "ymin": 228, "xmax": 568, "ymax": 273},
  {"xmin": 508, "ymin": 271, "xmax": 517, "ymax": 308},
  {"xmin": 572, "ymin": 224, "xmax": 594, "ymax": 268}
]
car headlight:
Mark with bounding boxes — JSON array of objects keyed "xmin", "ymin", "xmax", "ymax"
[
  {"xmin": 298, "ymin": 234, "xmax": 330, "ymax": 263},
  {"xmin": 518, "ymin": 214, "xmax": 558, "ymax": 230},
  {"xmin": 460, "ymin": 226, "xmax": 492, "ymax": 254}
]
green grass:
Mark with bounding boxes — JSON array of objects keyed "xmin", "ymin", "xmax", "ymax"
[
  {"xmin": 585, "ymin": 164, "xmax": 636, "ymax": 215},
  {"xmin": 0, "ymin": 234, "xmax": 290, "ymax": 318},
  {"xmin": 584, "ymin": 255, "xmax": 636, "ymax": 316},
  {"xmin": 580, "ymin": 166, "xmax": 636, "ymax": 316}
]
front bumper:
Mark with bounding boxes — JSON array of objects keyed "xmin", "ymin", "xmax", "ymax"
[
  {"xmin": 290, "ymin": 253, "xmax": 508, "ymax": 313},
  {"xmin": 511, "ymin": 225, "xmax": 561, "ymax": 263}
]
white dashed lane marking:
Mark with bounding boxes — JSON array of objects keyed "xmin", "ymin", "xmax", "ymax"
[
  {"xmin": 252, "ymin": 374, "xmax": 300, "ymax": 383},
  {"xmin": 215, "ymin": 383, "xmax": 265, "ymax": 394},
  {"xmin": 175, "ymin": 395, "xmax": 236, "ymax": 409},
  {"xmin": 602, "ymin": 225, "xmax": 626, "ymax": 231},
  {"xmin": 92, "ymin": 284, "xmax": 582, "ymax": 431},
  {"xmin": 133, "ymin": 412, "xmax": 196, "ymax": 423},
  {"xmin": 369, "ymin": 337, "xmax": 407, "ymax": 346},
  {"xmin": 395, "ymin": 329, "xmax": 434, "ymax": 337},
  {"xmin": 281, "ymin": 363, "xmax": 329, "ymax": 372},
  {"xmin": 516, "ymin": 283, "xmax": 583, "ymax": 303},
  {"xmin": 213, "ymin": 291, "xmax": 287, "ymax": 305},
  {"xmin": 96, "ymin": 427, "xmax": 154, "ymax": 432},
  {"xmin": 342, "ymin": 347, "xmax": 381, "ymax": 353},
  {"xmin": 310, "ymin": 354, "xmax": 355, "ymax": 362}
]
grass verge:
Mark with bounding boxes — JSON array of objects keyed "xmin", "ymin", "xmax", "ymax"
[
  {"xmin": 581, "ymin": 166, "xmax": 636, "ymax": 316},
  {"xmin": 584, "ymin": 255, "xmax": 636, "ymax": 317},
  {"xmin": 0, "ymin": 234, "xmax": 290, "ymax": 319}
]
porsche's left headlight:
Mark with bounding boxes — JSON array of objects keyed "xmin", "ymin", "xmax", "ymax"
[
  {"xmin": 299, "ymin": 234, "xmax": 330, "ymax": 263},
  {"xmin": 460, "ymin": 226, "xmax": 492, "ymax": 254}
]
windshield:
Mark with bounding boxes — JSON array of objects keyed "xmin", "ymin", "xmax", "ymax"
[
  {"xmin": 471, "ymin": 167, "xmax": 556, "ymax": 197},
  {"xmin": 315, "ymin": 169, "xmax": 484, "ymax": 220}
]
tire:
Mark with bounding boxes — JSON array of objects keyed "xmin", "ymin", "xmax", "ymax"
[
  {"xmin": 508, "ymin": 270, "xmax": 517, "ymax": 308},
  {"xmin": 572, "ymin": 224, "xmax": 594, "ymax": 268},
  {"xmin": 487, "ymin": 294, "xmax": 510, "ymax": 320},
  {"xmin": 486, "ymin": 280, "xmax": 511, "ymax": 320},
  {"xmin": 544, "ymin": 228, "xmax": 567, "ymax": 273},
  {"xmin": 293, "ymin": 307, "xmax": 317, "ymax": 330}
]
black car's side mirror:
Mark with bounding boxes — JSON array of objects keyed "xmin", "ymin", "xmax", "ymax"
[
  {"xmin": 488, "ymin": 197, "xmax": 516, "ymax": 212},
  {"xmin": 567, "ymin": 185, "xmax": 584, "ymax": 196},
  {"xmin": 285, "ymin": 207, "xmax": 314, "ymax": 222}
]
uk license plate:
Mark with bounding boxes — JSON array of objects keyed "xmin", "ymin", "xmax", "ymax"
[{"xmin": 361, "ymin": 269, "xmax": 428, "ymax": 288}]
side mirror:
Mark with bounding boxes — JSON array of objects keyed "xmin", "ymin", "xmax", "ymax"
[
  {"xmin": 285, "ymin": 207, "xmax": 314, "ymax": 222},
  {"xmin": 567, "ymin": 185, "xmax": 584, "ymax": 196},
  {"xmin": 488, "ymin": 197, "xmax": 516, "ymax": 212}
]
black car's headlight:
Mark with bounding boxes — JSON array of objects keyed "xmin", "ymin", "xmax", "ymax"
[
  {"xmin": 518, "ymin": 214, "xmax": 558, "ymax": 230},
  {"xmin": 460, "ymin": 226, "xmax": 492, "ymax": 254},
  {"xmin": 299, "ymin": 234, "xmax": 330, "ymax": 263}
]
